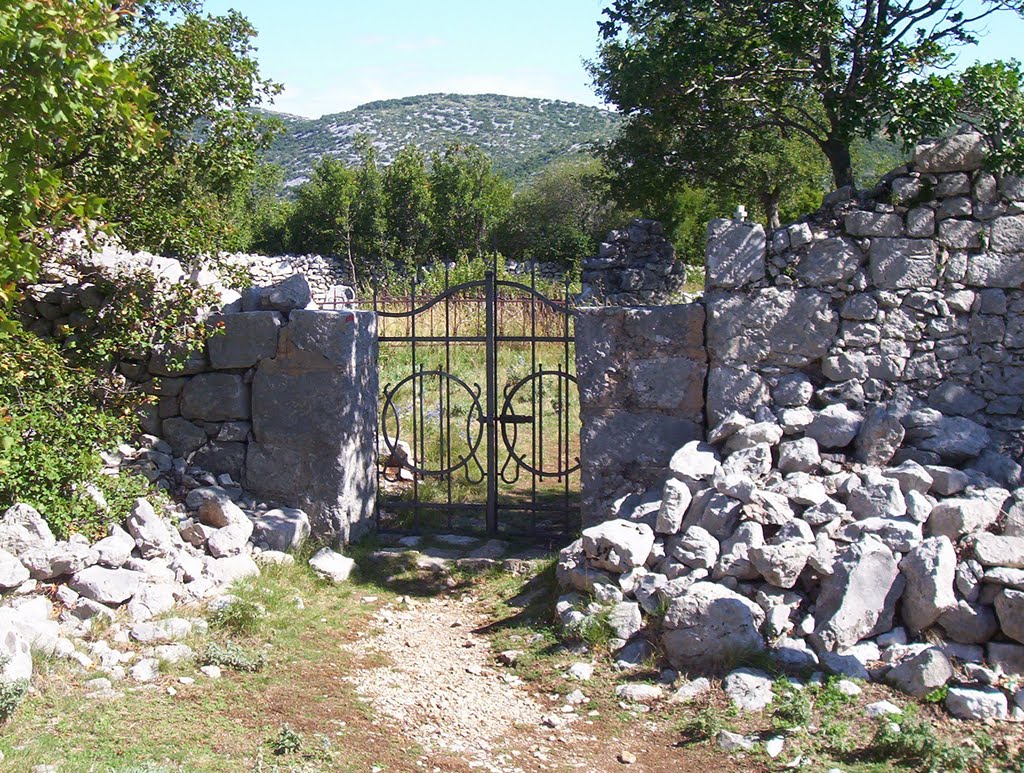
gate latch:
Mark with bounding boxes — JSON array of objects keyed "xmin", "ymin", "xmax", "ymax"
[{"xmin": 497, "ymin": 413, "xmax": 533, "ymax": 425}]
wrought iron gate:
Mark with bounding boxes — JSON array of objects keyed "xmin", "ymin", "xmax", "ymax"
[{"xmin": 374, "ymin": 268, "xmax": 580, "ymax": 538}]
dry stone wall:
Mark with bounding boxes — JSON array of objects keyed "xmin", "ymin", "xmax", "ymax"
[
  {"xmin": 580, "ymin": 219, "xmax": 690, "ymax": 306},
  {"xmin": 705, "ymin": 131, "xmax": 1024, "ymax": 465},
  {"xmin": 567, "ymin": 132, "xmax": 1024, "ymax": 719},
  {"xmin": 19, "ymin": 261, "xmax": 378, "ymax": 543},
  {"xmin": 575, "ymin": 305, "xmax": 707, "ymax": 526}
]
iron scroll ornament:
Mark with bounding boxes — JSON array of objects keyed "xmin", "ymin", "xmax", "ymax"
[
  {"xmin": 498, "ymin": 368, "xmax": 580, "ymax": 481},
  {"xmin": 380, "ymin": 369, "xmax": 486, "ymax": 481}
]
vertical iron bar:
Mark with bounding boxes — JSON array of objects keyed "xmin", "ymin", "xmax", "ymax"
[
  {"xmin": 444, "ymin": 264, "xmax": 452, "ymax": 526},
  {"xmin": 530, "ymin": 264, "xmax": 538, "ymax": 532},
  {"xmin": 410, "ymin": 275, "xmax": 419, "ymax": 532},
  {"xmin": 564, "ymin": 270, "xmax": 572, "ymax": 532},
  {"xmin": 485, "ymin": 270, "xmax": 498, "ymax": 535},
  {"xmin": 373, "ymin": 274, "xmax": 380, "ymax": 529}
]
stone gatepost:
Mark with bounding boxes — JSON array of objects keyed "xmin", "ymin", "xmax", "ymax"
[{"xmin": 244, "ymin": 310, "xmax": 378, "ymax": 542}]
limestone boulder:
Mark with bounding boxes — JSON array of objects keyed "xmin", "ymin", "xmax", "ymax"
[
  {"xmin": 241, "ymin": 273, "xmax": 311, "ymax": 313},
  {"xmin": 19, "ymin": 541, "xmax": 98, "ymax": 580},
  {"xmin": 0, "ymin": 548, "xmax": 29, "ymax": 589},
  {"xmin": 899, "ymin": 537, "xmax": 957, "ymax": 634},
  {"xmin": 70, "ymin": 566, "xmax": 145, "ymax": 606},
  {"xmin": 309, "ymin": 547, "xmax": 355, "ymax": 583},
  {"xmin": 995, "ymin": 589, "xmax": 1024, "ymax": 644},
  {"xmin": 581, "ymin": 520, "xmax": 655, "ymax": 573},
  {"xmin": 206, "ymin": 518, "xmax": 254, "ymax": 558},
  {"xmin": 884, "ymin": 648, "xmax": 953, "ymax": 698},
  {"xmin": 207, "ymin": 311, "xmax": 283, "ymax": 369},
  {"xmin": 93, "ymin": 524, "xmax": 136, "ymax": 568},
  {"xmin": 0, "ymin": 503, "xmax": 56, "ymax": 556},
  {"xmin": 812, "ymin": 538, "xmax": 904, "ymax": 652},
  {"xmin": 926, "ymin": 498, "xmax": 999, "ymax": 541},
  {"xmin": 661, "ymin": 582, "xmax": 766, "ymax": 671},
  {"xmin": 806, "ymin": 405, "xmax": 862, "ymax": 449},
  {"xmin": 126, "ymin": 498, "xmax": 176, "ymax": 558},
  {"xmin": 973, "ymin": 533, "xmax": 1024, "ymax": 568},
  {"xmin": 251, "ymin": 508, "xmax": 311, "ymax": 552}
]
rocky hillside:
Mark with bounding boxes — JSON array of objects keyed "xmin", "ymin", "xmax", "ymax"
[{"xmin": 264, "ymin": 93, "xmax": 620, "ymax": 187}]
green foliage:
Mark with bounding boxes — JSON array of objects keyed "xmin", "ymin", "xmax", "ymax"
[
  {"xmin": 891, "ymin": 59, "xmax": 1024, "ymax": 174},
  {"xmin": 269, "ymin": 724, "xmax": 302, "ymax": 756},
  {"xmin": 771, "ymin": 678, "xmax": 813, "ymax": 731},
  {"xmin": 0, "ymin": 0, "xmax": 157, "ymax": 318},
  {"xmin": 76, "ymin": 1, "xmax": 282, "ymax": 258},
  {"xmin": 430, "ymin": 144, "xmax": 513, "ymax": 259},
  {"xmin": 202, "ymin": 640, "xmax": 267, "ymax": 673},
  {"xmin": 0, "ymin": 675, "xmax": 28, "ymax": 723},
  {"xmin": 591, "ymin": 0, "xmax": 1024, "ymax": 190},
  {"xmin": 677, "ymin": 706, "xmax": 731, "ymax": 744},
  {"xmin": 495, "ymin": 157, "xmax": 632, "ymax": 266},
  {"xmin": 869, "ymin": 706, "xmax": 979, "ymax": 772},
  {"xmin": 924, "ymin": 684, "xmax": 949, "ymax": 704},
  {"xmin": 0, "ymin": 326, "xmax": 151, "ymax": 537},
  {"xmin": 383, "ymin": 145, "xmax": 433, "ymax": 264},
  {"xmin": 209, "ymin": 599, "xmax": 265, "ymax": 636}
]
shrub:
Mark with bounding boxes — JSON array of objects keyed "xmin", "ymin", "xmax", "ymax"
[
  {"xmin": 269, "ymin": 723, "xmax": 303, "ymax": 755},
  {"xmin": 0, "ymin": 671, "xmax": 29, "ymax": 723},
  {"xmin": 0, "ymin": 328, "xmax": 137, "ymax": 538},
  {"xmin": 870, "ymin": 707, "xmax": 979, "ymax": 772},
  {"xmin": 202, "ymin": 641, "xmax": 267, "ymax": 673},
  {"xmin": 209, "ymin": 599, "xmax": 265, "ymax": 636}
]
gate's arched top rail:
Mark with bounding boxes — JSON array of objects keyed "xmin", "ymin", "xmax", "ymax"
[{"xmin": 373, "ymin": 274, "xmax": 573, "ymax": 319}]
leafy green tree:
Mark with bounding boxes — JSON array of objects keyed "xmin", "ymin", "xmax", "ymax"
[
  {"xmin": 351, "ymin": 136, "xmax": 388, "ymax": 273},
  {"xmin": 285, "ymin": 157, "xmax": 358, "ymax": 277},
  {"xmin": 430, "ymin": 144, "xmax": 513, "ymax": 258},
  {"xmin": 891, "ymin": 59, "xmax": 1024, "ymax": 172},
  {"xmin": 0, "ymin": 0, "xmax": 157, "ymax": 321},
  {"xmin": 591, "ymin": 0, "xmax": 1024, "ymax": 189},
  {"xmin": 383, "ymin": 145, "xmax": 433, "ymax": 267},
  {"xmin": 73, "ymin": 0, "xmax": 281, "ymax": 257},
  {"xmin": 496, "ymin": 157, "xmax": 627, "ymax": 266}
]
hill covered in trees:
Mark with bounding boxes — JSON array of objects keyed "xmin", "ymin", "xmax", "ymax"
[{"xmin": 264, "ymin": 94, "xmax": 621, "ymax": 187}]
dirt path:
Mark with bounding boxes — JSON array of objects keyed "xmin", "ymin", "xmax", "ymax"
[{"xmin": 343, "ymin": 591, "xmax": 597, "ymax": 772}]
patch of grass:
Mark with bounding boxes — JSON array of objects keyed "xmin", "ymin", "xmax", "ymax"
[
  {"xmin": 0, "ymin": 677, "xmax": 29, "ymax": 722},
  {"xmin": 677, "ymin": 705, "xmax": 733, "ymax": 745},
  {"xmin": 772, "ymin": 678, "xmax": 813, "ymax": 731},
  {"xmin": 923, "ymin": 684, "xmax": 948, "ymax": 704},
  {"xmin": 209, "ymin": 598, "xmax": 266, "ymax": 636},
  {"xmin": 869, "ymin": 706, "xmax": 979, "ymax": 772}
]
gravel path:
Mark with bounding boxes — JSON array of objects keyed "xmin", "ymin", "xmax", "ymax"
[{"xmin": 343, "ymin": 592, "xmax": 595, "ymax": 772}]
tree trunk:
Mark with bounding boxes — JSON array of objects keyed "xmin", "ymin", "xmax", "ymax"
[
  {"xmin": 761, "ymin": 187, "xmax": 782, "ymax": 231},
  {"xmin": 822, "ymin": 138, "xmax": 855, "ymax": 190}
]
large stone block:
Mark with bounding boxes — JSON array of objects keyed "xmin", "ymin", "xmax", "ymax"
[
  {"xmin": 192, "ymin": 441, "xmax": 246, "ymax": 480},
  {"xmin": 705, "ymin": 219, "xmax": 766, "ymax": 288},
  {"xmin": 706, "ymin": 288, "xmax": 838, "ymax": 368},
  {"xmin": 207, "ymin": 311, "xmax": 283, "ymax": 369},
  {"xmin": 798, "ymin": 236, "xmax": 864, "ymax": 286},
  {"xmin": 705, "ymin": 365, "xmax": 769, "ymax": 424},
  {"xmin": 245, "ymin": 311, "xmax": 377, "ymax": 541},
  {"xmin": 912, "ymin": 132, "xmax": 987, "ymax": 173},
  {"xmin": 845, "ymin": 212, "xmax": 903, "ymax": 238},
  {"xmin": 965, "ymin": 253, "xmax": 1024, "ymax": 287},
  {"xmin": 869, "ymin": 238, "xmax": 938, "ymax": 289},
  {"xmin": 579, "ymin": 409, "xmax": 702, "ymax": 527},
  {"xmin": 180, "ymin": 373, "xmax": 250, "ymax": 422},
  {"xmin": 990, "ymin": 215, "xmax": 1024, "ymax": 253},
  {"xmin": 661, "ymin": 582, "xmax": 766, "ymax": 672}
]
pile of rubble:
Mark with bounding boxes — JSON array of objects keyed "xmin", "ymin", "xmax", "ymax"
[
  {"xmin": 0, "ymin": 481, "xmax": 353, "ymax": 693},
  {"xmin": 557, "ymin": 407, "xmax": 1024, "ymax": 721}
]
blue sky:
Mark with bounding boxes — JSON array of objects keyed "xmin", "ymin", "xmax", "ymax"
[{"xmin": 204, "ymin": 1, "xmax": 1024, "ymax": 119}]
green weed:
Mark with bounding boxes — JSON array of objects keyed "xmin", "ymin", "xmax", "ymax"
[
  {"xmin": 269, "ymin": 723, "xmax": 303, "ymax": 755},
  {"xmin": 202, "ymin": 641, "xmax": 267, "ymax": 673},
  {"xmin": 209, "ymin": 598, "xmax": 266, "ymax": 637}
]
